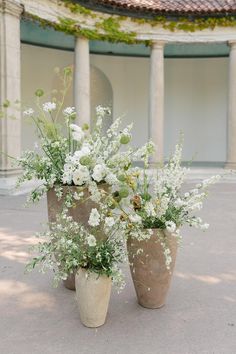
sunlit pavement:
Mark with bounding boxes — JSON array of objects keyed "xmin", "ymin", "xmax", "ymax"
[{"xmin": 0, "ymin": 183, "xmax": 236, "ymax": 354}]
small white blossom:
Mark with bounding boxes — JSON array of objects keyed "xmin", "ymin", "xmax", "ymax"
[
  {"xmin": 87, "ymin": 235, "xmax": 97, "ymax": 247},
  {"xmin": 165, "ymin": 221, "xmax": 176, "ymax": 233},
  {"xmin": 105, "ymin": 173, "xmax": 118, "ymax": 185},
  {"xmin": 144, "ymin": 201, "xmax": 156, "ymax": 217},
  {"xmin": 63, "ymin": 106, "xmax": 75, "ymax": 115},
  {"xmin": 70, "ymin": 124, "xmax": 85, "ymax": 142},
  {"xmin": 23, "ymin": 108, "xmax": 34, "ymax": 116},
  {"xmin": 88, "ymin": 208, "xmax": 100, "ymax": 227},
  {"xmin": 92, "ymin": 164, "xmax": 107, "ymax": 182},
  {"xmin": 96, "ymin": 105, "xmax": 111, "ymax": 117},
  {"xmin": 72, "ymin": 166, "xmax": 90, "ymax": 186},
  {"xmin": 105, "ymin": 217, "xmax": 115, "ymax": 228},
  {"xmin": 43, "ymin": 102, "xmax": 56, "ymax": 112},
  {"xmin": 129, "ymin": 214, "xmax": 142, "ymax": 224},
  {"xmin": 200, "ymin": 223, "xmax": 209, "ymax": 231}
]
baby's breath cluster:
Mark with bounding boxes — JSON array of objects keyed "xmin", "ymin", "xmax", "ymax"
[
  {"xmin": 118, "ymin": 141, "xmax": 221, "ymax": 268},
  {"xmin": 26, "ymin": 212, "xmax": 126, "ymax": 290}
]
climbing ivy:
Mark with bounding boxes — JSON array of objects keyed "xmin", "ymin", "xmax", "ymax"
[
  {"xmin": 23, "ymin": 0, "xmax": 236, "ymax": 45},
  {"xmin": 60, "ymin": 0, "xmax": 96, "ymax": 18}
]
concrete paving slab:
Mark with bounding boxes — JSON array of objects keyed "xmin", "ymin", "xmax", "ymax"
[{"xmin": 0, "ymin": 184, "xmax": 236, "ymax": 354}]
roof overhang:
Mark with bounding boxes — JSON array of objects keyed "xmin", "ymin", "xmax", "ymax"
[{"xmin": 20, "ymin": 0, "xmax": 236, "ymax": 43}]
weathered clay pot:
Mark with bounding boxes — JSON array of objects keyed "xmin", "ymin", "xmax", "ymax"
[
  {"xmin": 47, "ymin": 185, "xmax": 108, "ymax": 290},
  {"xmin": 127, "ymin": 229, "xmax": 178, "ymax": 309},
  {"xmin": 75, "ymin": 268, "xmax": 112, "ymax": 328},
  {"xmin": 63, "ymin": 271, "xmax": 76, "ymax": 291},
  {"xmin": 47, "ymin": 186, "xmax": 99, "ymax": 225}
]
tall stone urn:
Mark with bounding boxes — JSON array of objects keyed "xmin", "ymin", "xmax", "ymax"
[
  {"xmin": 47, "ymin": 185, "xmax": 108, "ymax": 290},
  {"xmin": 75, "ymin": 268, "xmax": 112, "ymax": 328},
  {"xmin": 127, "ymin": 229, "xmax": 178, "ymax": 309},
  {"xmin": 47, "ymin": 186, "xmax": 97, "ymax": 225}
]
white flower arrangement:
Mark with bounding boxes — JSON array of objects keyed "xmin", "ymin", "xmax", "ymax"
[
  {"xmin": 26, "ymin": 212, "xmax": 126, "ymax": 290},
  {"xmin": 117, "ymin": 140, "xmax": 221, "ymax": 268},
  {"xmin": 16, "ymin": 68, "xmax": 155, "ymax": 204}
]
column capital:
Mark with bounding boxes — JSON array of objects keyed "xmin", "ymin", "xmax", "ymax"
[
  {"xmin": 0, "ymin": 0, "xmax": 23, "ymax": 18},
  {"xmin": 151, "ymin": 41, "xmax": 166, "ymax": 50}
]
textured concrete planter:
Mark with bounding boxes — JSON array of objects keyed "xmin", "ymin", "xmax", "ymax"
[
  {"xmin": 75, "ymin": 268, "xmax": 112, "ymax": 328},
  {"xmin": 47, "ymin": 185, "xmax": 108, "ymax": 290},
  {"xmin": 127, "ymin": 229, "xmax": 178, "ymax": 309}
]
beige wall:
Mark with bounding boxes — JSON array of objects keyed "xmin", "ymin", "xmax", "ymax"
[
  {"xmin": 165, "ymin": 58, "xmax": 228, "ymax": 162},
  {"xmin": 21, "ymin": 44, "xmax": 228, "ymax": 162}
]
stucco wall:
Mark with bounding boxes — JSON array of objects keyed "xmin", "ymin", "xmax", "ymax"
[
  {"xmin": 165, "ymin": 58, "xmax": 228, "ymax": 163},
  {"xmin": 91, "ymin": 54, "xmax": 228, "ymax": 163},
  {"xmin": 21, "ymin": 44, "xmax": 228, "ymax": 163}
]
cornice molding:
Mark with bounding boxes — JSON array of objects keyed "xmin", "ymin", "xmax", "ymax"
[{"xmin": 0, "ymin": 0, "xmax": 23, "ymax": 17}]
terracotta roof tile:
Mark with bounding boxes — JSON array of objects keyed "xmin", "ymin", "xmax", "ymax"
[{"xmin": 87, "ymin": 0, "xmax": 236, "ymax": 15}]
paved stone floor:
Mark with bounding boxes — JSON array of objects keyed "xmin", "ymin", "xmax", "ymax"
[{"xmin": 0, "ymin": 183, "xmax": 236, "ymax": 354}]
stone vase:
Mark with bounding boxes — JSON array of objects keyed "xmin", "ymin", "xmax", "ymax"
[
  {"xmin": 47, "ymin": 184, "xmax": 108, "ymax": 290},
  {"xmin": 127, "ymin": 229, "xmax": 178, "ymax": 309},
  {"xmin": 75, "ymin": 268, "xmax": 112, "ymax": 328},
  {"xmin": 47, "ymin": 186, "xmax": 98, "ymax": 225}
]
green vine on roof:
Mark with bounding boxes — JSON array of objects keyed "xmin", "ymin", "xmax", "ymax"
[
  {"xmin": 60, "ymin": 0, "xmax": 96, "ymax": 18},
  {"xmin": 25, "ymin": 14, "xmax": 139, "ymax": 45},
  {"xmin": 59, "ymin": 0, "xmax": 236, "ymax": 32},
  {"xmin": 24, "ymin": 0, "xmax": 236, "ymax": 46},
  {"xmin": 137, "ymin": 15, "xmax": 236, "ymax": 32}
]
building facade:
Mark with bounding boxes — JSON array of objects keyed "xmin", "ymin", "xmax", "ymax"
[{"xmin": 1, "ymin": 0, "xmax": 236, "ymax": 193}]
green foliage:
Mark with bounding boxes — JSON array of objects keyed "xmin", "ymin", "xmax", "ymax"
[
  {"xmin": 61, "ymin": 0, "xmax": 96, "ymax": 17},
  {"xmin": 24, "ymin": 0, "xmax": 236, "ymax": 47},
  {"xmin": 132, "ymin": 14, "xmax": 236, "ymax": 32},
  {"xmin": 26, "ymin": 215, "xmax": 125, "ymax": 286}
]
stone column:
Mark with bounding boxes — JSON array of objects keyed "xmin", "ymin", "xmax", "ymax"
[
  {"xmin": 226, "ymin": 41, "xmax": 236, "ymax": 169},
  {"xmin": 149, "ymin": 41, "xmax": 165, "ymax": 164},
  {"xmin": 74, "ymin": 36, "xmax": 90, "ymax": 128},
  {"xmin": 0, "ymin": 0, "xmax": 22, "ymax": 181}
]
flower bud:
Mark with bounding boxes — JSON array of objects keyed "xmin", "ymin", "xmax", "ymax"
[
  {"xmin": 120, "ymin": 134, "xmax": 131, "ymax": 144},
  {"xmin": 79, "ymin": 156, "xmax": 91, "ymax": 166},
  {"xmin": 35, "ymin": 89, "xmax": 44, "ymax": 97},
  {"xmin": 119, "ymin": 187, "xmax": 129, "ymax": 199}
]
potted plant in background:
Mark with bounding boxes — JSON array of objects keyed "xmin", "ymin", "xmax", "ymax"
[
  {"xmin": 118, "ymin": 141, "xmax": 221, "ymax": 309},
  {"xmin": 26, "ymin": 207, "xmax": 126, "ymax": 327}
]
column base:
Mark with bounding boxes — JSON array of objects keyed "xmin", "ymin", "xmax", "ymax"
[
  {"xmin": 224, "ymin": 162, "xmax": 236, "ymax": 170},
  {"xmin": 0, "ymin": 174, "xmax": 40, "ymax": 196}
]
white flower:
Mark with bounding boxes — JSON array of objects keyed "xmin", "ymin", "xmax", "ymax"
[
  {"xmin": 23, "ymin": 108, "xmax": 34, "ymax": 116},
  {"xmin": 96, "ymin": 105, "xmax": 111, "ymax": 117},
  {"xmin": 88, "ymin": 208, "xmax": 100, "ymax": 227},
  {"xmin": 129, "ymin": 214, "xmax": 142, "ymax": 224},
  {"xmin": 92, "ymin": 164, "xmax": 107, "ymax": 182},
  {"xmin": 63, "ymin": 106, "xmax": 75, "ymax": 115},
  {"xmin": 72, "ymin": 166, "xmax": 90, "ymax": 186},
  {"xmin": 144, "ymin": 201, "xmax": 156, "ymax": 217},
  {"xmin": 72, "ymin": 146, "xmax": 91, "ymax": 163},
  {"xmin": 73, "ymin": 191, "xmax": 84, "ymax": 201},
  {"xmin": 43, "ymin": 102, "xmax": 56, "ymax": 112},
  {"xmin": 200, "ymin": 223, "xmax": 209, "ymax": 231},
  {"xmin": 174, "ymin": 198, "xmax": 185, "ymax": 208},
  {"xmin": 70, "ymin": 124, "xmax": 85, "ymax": 142},
  {"xmin": 105, "ymin": 173, "xmax": 118, "ymax": 185},
  {"xmin": 88, "ymin": 182, "xmax": 102, "ymax": 203},
  {"xmin": 105, "ymin": 217, "xmax": 115, "ymax": 228},
  {"xmin": 165, "ymin": 221, "xmax": 176, "ymax": 233},
  {"xmin": 87, "ymin": 235, "xmax": 97, "ymax": 247}
]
